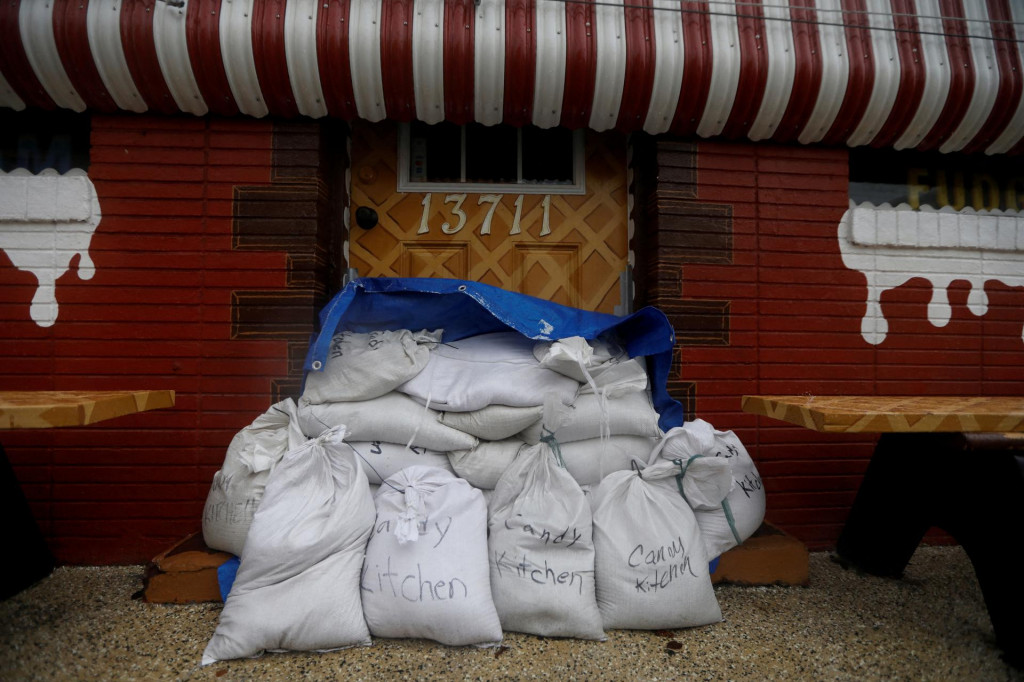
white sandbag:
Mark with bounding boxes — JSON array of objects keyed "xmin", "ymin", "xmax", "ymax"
[
  {"xmin": 448, "ymin": 439, "xmax": 525, "ymax": 489},
  {"xmin": 592, "ymin": 459, "xmax": 725, "ymax": 630},
  {"xmin": 202, "ymin": 399, "xmax": 306, "ymax": 556},
  {"xmin": 202, "ymin": 426, "xmax": 376, "ymax": 664},
  {"xmin": 577, "ymin": 358, "xmax": 649, "ymax": 396},
  {"xmin": 561, "ymin": 436, "xmax": 659, "ymax": 487},
  {"xmin": 301, "ymin": 329, "xmax": 442, "ymax": 404},
  {"xmin": 361, "ymin": 466, "xmax": 502, "ymax": 647},
  {"xmin": 648, "ymin": 419, "xmax": 766, "ymax": 558},
  {"xmin": 520, "ymin": 391, "xmax": 662, "ymax": 444},
  {"xmin": 488, "ymin": 440, "xmax": 605, "ymax": 639},
  {"xmin": 534, "ymin": 337, "xmax": 649, "ymax": 397},
  {"xmin": 439, "ymin": 404, "xmax": 543, "ymax": 441},
  {"xmin": 397, "ymin": 331, "xmax": 580, "ymax": 412},
  {"xmin": 296, "ymin": 392, "xmax": 478, "ymax": 452},
  {"xmin": 449, "ymin": 436, "xmax": 656, "ymax": 489},
  {"xmin": 347, "ymin": 441, "xmax": 454, "ymax": 485}
]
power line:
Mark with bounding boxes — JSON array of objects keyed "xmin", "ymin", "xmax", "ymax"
[{"xmin": 538, "ymin": 0, "xmax": 1024, "ymax": 46}]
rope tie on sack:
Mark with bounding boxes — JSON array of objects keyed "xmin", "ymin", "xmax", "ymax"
[
  {"xmin": 721, "ymin": 499, "xmax": 743, "ymax": 546},
  {"xmin": 395, "ymin": 484, "xmax": 427, "ymax": 544},
  {"xmin": 539, "ymin": 426, "xmax": 566, "ymax": 469},
  {"xmin": 574, "ymin": 348, "xmax": 612, "ymax": 480},
  {"xmin": 672, "ymin": 455, "xmax": 742, "ymax": 546},
  {"xmin": 314, "ymin": 424, "xmax": 347, "ymax": 446},
  {"xmin": 407, "ymin": 359, "xmax": 436, "ymax": 450},
  {"xmin": 672, "ymin": 456, "xmax": 701, "ymax": 507}
]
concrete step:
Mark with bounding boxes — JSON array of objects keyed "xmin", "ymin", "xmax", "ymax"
[
  {"xmin": 711, "ymin": 522, "xmax": 810, "ymax": 587},
  {"xmin": 141, "ymin": 532, "xmax": 231, "ymax": 604}
]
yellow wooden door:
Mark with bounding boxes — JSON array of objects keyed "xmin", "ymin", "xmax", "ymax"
[{"xmin": 347, "ymin": 121, "xmax": 629, "ymax": 313}]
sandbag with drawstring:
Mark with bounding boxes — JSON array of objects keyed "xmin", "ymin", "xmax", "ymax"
[
  {"xmin": 202, "ymin": 399, "xmax": 306, "ymax": 556},
  {"xmin": 487, "ymin": 424, "xmax": 605, "ymax": 639},
  {"xmin": 647, "ymin": 419, "xmax": 766, "ymax": 558},
  {"xmin": 361, "ymin": 465, "xmax": 502, "ymax": 647},
  {"xmin": 592, "ymin": 457, "xmax": 730, "ymax": 630},
  {"xmin": 202, "ymin": 426, "xmax": 376, "ymax": 664}
]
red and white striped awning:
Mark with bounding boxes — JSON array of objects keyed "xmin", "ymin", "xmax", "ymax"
[{"xmin": 1, "ymin": 0, "xmax": 1022, "ymax": 155}]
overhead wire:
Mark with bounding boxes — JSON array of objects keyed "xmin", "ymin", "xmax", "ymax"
[{"xmin": 539, "ymin": 0, "xmax": 1024, "ymax": 46}]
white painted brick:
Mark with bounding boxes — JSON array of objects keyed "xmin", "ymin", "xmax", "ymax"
[
  {"xmin": 851, "ymin": 207, "xmax": 877, "ymax": 245},
  {"xmin": 874, "ymin": 254, "xmax": 966, "ymax": 274},
  {"xmin": 995, "ymin": 214, "xmax": 1019, "ymax": 251},
  {"xmin": 918, "ymin": 215, "xmax": 939, "ymax": 248},
  {"xmin": 896, "ymin": 206, "xmax": 918, "ymax": 247},
  {"xmin": 55, "ymin": 175, "xmax": 92, "ymax": 221},
  {"xmin": 875, "ymin": 207, "xmax": 898, "ymax": 246},
  {"xmin": 959, "ymin": 213, "xmax": 979, "ymax": 249},
  {"xmin": 22, "ymin": 177, "xmax": 56, "ymax": 220},
  {"xmin": 981, "ymin": 252, "xmax": 1024, "ymax": 278},
  {"xmin": 937, "ymin": 207, "xmax": 959, "ymax": 248},
  {"xmin": 0, "ymin": 174, "xmax": 28, "ymax": 220},
  {"xmin": 977, "ymin": 217, "xmax": 999, "ymax": 250}
]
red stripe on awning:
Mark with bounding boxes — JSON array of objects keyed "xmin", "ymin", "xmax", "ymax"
[
  {"xmin": 443, "ymin": 0, "xmax": 474, "ymax": 125},
  {"xmin": 0, "ymin": 0, "xmax": 57, "ymax": 110},
  {"xmin": 560, "ymin": 0, "xmax": 597, "ymax": 130},
  {"xmin": 870, "ymin": 0, "xmax": 925, "ymax": 148},
  {"xmin": 822, "ymin": 0, "xmax": 875, "ymax": 144},
  {"xmin": 669, "ymin": 1, "xmax": 714, "ymax": 136},
  {"xmin": 251, "ymin": 0, "xmax": 298, "ymax": 118},
  {"xmin": 185, "ymin": 0, "xmax": 239, "ymax": 117},
  {"xmin": 616, "ymin": 0, "xmax": 657, "ymax": 132},
  {"xmin": 53, "ymin": 0, "xmax": 118, "ymax": 112},
  {"xmin": 317, "ymin": 0, "xmax": 357, "ymax": 119},
  {"xmin": 504, "ymin": 0, "xmax": 535, "ymax": 127},
  {"xmin": 773, "ymin": 0, "xmax": 822, "ymax": 143},
  {"xmin": 722, "ymin": 0, "xmax": 769, "ymax": 138},
  {"xmin": 917, "ymin": 0, "xmax": 974, "ymax": 150},
  {"xmin": 120, "ymin": 0, "xmax": 178, "ymax": 114},
  {"xmin": 962, "ymin": 0, "xmax": 1023, "ymax": 154},
  {"xmin": 381, "ymin": 0, "xmax": 416, "ymax": 122}
]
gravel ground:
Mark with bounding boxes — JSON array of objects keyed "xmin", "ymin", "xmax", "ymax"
[{"xmin": 1, "ymin": 546, "xmax": 1020, "ymax": 681}]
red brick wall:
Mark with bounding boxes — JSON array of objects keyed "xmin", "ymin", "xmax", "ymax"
[
  {"xmin": 632, "ymin": 138, "xmax": 1024, "ymax": 550},
  {"xmin": 4, "ymin": 117, "xmax": 1020, "ymax": 563},
  {"xmin": 0, "ymin": 114, "xmax": 344, "ymax": 564}
]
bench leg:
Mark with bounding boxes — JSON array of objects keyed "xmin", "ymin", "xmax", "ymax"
[
  {"xmin": 836, "ymin": 433, "xmax": 1024, "ymax": 668},
  {"xmin": 1, "ymin": 442, "xmax": 55, "ymax": 600},
  {"xmin": 937, "ymin": 452, "xmax": 1024, "ymax": 667},
  {"xmin": 835, "ymin": 433, "xmax": 937, "ymax": 577}
]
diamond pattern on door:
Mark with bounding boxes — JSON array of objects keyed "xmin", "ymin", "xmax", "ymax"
[
  {"xmin": 349, "ymin": 121, "xmax": 628, "ymax": 313},
  {"xmin": 514, "ymin": 244, "xmax": 581, "ymax": 308},
  {"xmin": 404, "ymin": 242, "xmax": 469, "ymax": 279}
]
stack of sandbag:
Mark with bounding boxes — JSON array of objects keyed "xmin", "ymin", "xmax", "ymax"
[
  {"xmin": 296, "ymin": 329, "xmax": 471, "ymax": 480},
  {"xmin": 201, "ymin": 398, "xmax": 306, "ymax": 557},
  {"xmin": 362, "ymin": 466, "xmax": 503, "ymax": 647},
  {"xmin": 201, "ymin": 316, "xmax": 772, "ymax": 649},
  {"xmin": 444, "ymin": 335, "xmax": 662, "ymax": 489},
  {"xmin": 646, "ymin": 419, "xmax": 766, "ymax": 559},
  {"xmin": 202, "ymin": 426, "xmax": 376, "ymax": 664}
]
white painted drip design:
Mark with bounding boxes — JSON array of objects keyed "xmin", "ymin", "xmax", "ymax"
[
  {"xmin": 0, "ymin": 169, "xmax": 100, "ymax": 327},
  {"xmin": 838, "ymin": 201, "xmax": 1024, "ymax": 345}
]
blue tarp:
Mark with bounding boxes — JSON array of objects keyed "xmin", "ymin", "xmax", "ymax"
[{"xmin": 303, "ymin": 277, "xmax": 684, "ymax": 431}]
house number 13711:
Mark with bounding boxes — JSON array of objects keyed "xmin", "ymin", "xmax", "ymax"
[{"xmin": 417, "ymin": 193, "xmax": 551, "ymax": 237}]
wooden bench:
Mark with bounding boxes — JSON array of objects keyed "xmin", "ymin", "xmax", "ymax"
[
  {"xmin": 0, "ymin": 390, "xmax": 175, "ymax": 598},
  {"xmin": 742, "ymin": 395, "xmax": 1024, "ymax": 667}
]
